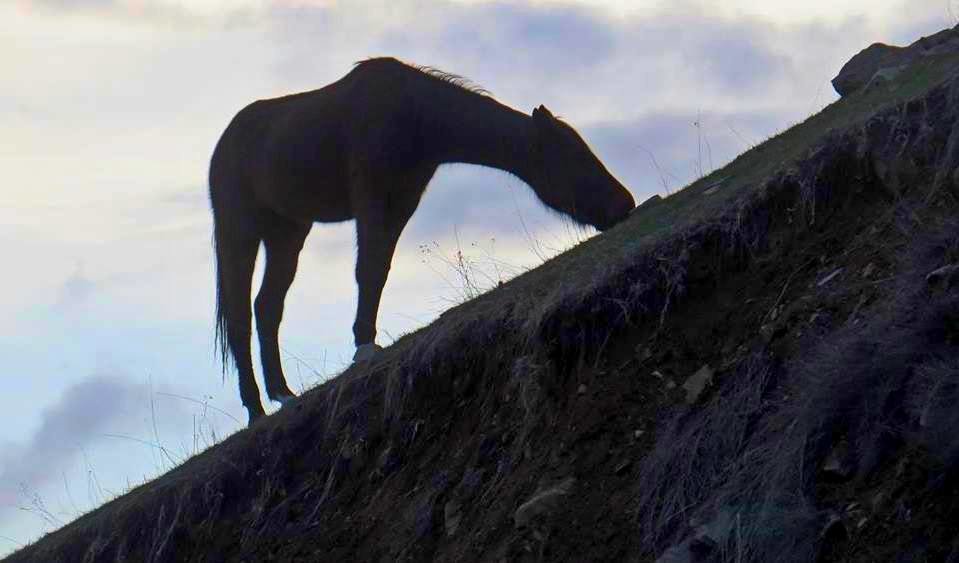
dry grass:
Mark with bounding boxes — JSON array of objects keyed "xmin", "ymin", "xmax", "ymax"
[{"xmin": 633, "ymin": 211, "xmax": 959, "ymax": 562}]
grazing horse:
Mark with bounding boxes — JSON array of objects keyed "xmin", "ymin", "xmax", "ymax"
[{"xmin": 209, "ymin": 57, "xmax": 635, "ymax": 424}]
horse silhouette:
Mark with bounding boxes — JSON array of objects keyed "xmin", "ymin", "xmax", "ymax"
[{"xmin": 209, "ymin": 57, "xmax": 635, "ymax": 424}]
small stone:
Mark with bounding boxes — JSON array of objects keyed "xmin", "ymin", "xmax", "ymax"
[
  {"xmin": 871, "ymin": 490, "xmax": 887, "ymax": 510},
  {"xmin": 665, "ymin": 379, "xmax": 677, "ymax": 389},
  {"xmin": 513, "ymin": 478, "xmax": 575, "ymax": 528},
  {"xmin": 682, "ymin": 365, "xmax": 714, "ymax": 404},
  {"xmin": 577, "ymin": 384, "xmax": 588, "ymax": 395},
  {"xmin": 861, "ymin": 262, "xmax": 876, "ymax": 278},
  {"xmin": 633, "ymin": 430, "xmax": 645, "ymax": 439},
  {"xmin": 614, "ymin": 460, "xmax": 633, "ymax": 475},
  {"xmin": 651, "ymin": 370, "xmax": 665, "ymax": 379},
  {"xmin": 759, "ymin": 324, "xmax": 774, "ymax": 342},
  {"xmin": 444, "ymin": 499, "xmax": 463, "ymax": 536},
  {"xmin": 636, "ymin": 345, "xmax": 653, "ymax": 361}
]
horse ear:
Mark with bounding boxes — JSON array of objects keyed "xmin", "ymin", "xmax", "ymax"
[{"xmin": 532, "ymin": 104, "xmax": 556, "ymax": 127}]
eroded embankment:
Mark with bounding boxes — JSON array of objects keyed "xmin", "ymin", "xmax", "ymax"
[{"xmin": 7, "ymin": 64, "xmax": 959, "ymax": 563}]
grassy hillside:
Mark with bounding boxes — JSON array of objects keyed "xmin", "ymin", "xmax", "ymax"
[{"xmin": 6, "ymin": 43, "xmax": 959, "ymax": 563}]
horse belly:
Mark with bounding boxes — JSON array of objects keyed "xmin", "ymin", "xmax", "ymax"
[
  {"xmin": 258, "ymin": 177, "xmax": 352, "ymax": 223},
  {"xmin": 256, "ymin": 128, "xmax": 353, "ymax": 223}
]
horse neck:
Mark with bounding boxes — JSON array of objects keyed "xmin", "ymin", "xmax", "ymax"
[{"xmin": 422, "ymin": 89, "xmax": 540, "ymax": 187}]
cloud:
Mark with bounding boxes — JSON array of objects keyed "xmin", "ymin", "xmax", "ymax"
[
  {"xmin": 583, "ymin": 109, "xmax": 789, "ymax": 192},
  {"xmin": 0, "ymin": 376, "xmax": 143, "ymax": 511},
  {"xmin": 13, "ymin": 0, "xmax": 265, "ymax": 28},
  {"xmin": 266, "ymin": 0, "xmax": 840, "ymax": 124}
]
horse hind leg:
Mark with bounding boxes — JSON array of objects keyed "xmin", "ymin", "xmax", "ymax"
[
  {"xmin": 255, "ymin": 218, "xmax": 311, "ymax": 405},
  {"xmin": 214, "ymin": 220, "xmax": 264, "ymax": 424}
]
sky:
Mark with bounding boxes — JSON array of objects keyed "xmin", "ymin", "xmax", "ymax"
[{"xmin": 1, "ymin": 0, "xmax": 953, "ymax": 553}]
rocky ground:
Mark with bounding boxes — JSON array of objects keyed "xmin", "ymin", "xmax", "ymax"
[{"xmin": 6, "ymin": 27, "xmax": 959, "ymax": 563}]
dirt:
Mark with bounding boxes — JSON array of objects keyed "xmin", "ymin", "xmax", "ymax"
[{"xmin": 6, "ymin": 32, "xmax": 959, "ymax": 563}]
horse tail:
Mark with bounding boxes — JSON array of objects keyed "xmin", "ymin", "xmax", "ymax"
[
  {"xmin": 212, "ymin": 210, "xmax": 232, "ymax": 373},
  {"xmin": 209, "ymin": 137, "xmax": 259, "ymax": 376}
]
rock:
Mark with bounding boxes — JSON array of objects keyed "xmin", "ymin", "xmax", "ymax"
[
  {"xmin": 865, "ymin": 64, "xmax": 906, "ymax": 90},
  {"xmin": 577, "ymin": 384, "xmax": 588, "ymax": 395},
  {"xmin": 444, "ymin": 499, "xmax": 462, "ymax": 536},
  {"xmin": 822, "ymin": 440, "xmax": 854, "ymax": 481},
  {"xmin": 926, "ymin": 264, "xmax": 959, "ymax": 287},
  {"xmin": 682, "ymin": 365, "xmax": 714, "ymax": 404},
  {"xmin": 633, "ymin": 194, "xmax": 663, "ymax": 215},
  {"xmin": 701, "ymin": 176, "xmax": 728, "ymax": 196},
  {"xmin": 513, "ymin": 477, "xmax": 575, "ymax": 528},
  {"xmin": 833, "ymin": 25, "xmax": 959, "ymax": 96},
  {"xmin": 633, "ymin": 429, "xmax": 645, "ymax": 439},
  {"xmin": 833, "ymin": 43, "xmax": 907, "ymax": 96}
]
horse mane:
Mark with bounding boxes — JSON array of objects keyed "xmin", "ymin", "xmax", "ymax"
[{"xmin": 354, "ymin": 57, "xmax": 492, "ymax": 97}]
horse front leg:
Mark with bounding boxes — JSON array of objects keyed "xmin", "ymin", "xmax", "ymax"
[
  {"xmin": 352, "ymin": 202, "xmax": 405, "ymax": 363},
  {"xmin": 351, "ymin": 163, "xmax": 435, "ymax": 364}
]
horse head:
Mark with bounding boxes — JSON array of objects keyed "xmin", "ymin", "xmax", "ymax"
[{"xmin": 531, "ymin": 105, "xmax": 635, "ymax": 231}]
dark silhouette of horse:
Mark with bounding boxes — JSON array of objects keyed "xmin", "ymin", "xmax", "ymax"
[{"xmin": 209, "ymin": 58, "xmax": 635, "ymax": 424}]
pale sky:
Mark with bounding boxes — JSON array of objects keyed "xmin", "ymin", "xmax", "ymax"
[{"xmin": 0, "ymin": 0, "xmax": 952, "ymax": 553}]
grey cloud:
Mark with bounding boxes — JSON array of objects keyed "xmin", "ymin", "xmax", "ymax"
[
  {"xmin": 690, "ymin": 32, "xmax": 792, "ymax": 91},
  {"xmin": 889, "ymin": 12, "xmax": 957, "ymax": 46},
  {"xmin": 267, "ymin": 1, "xmax": 845, "ymax": 125},
  {"xmin": 0, "ymin": 376, "xmax": 142, "ymax": 509},
  {"xmin": 584, "ymin": 110, "xmax": 788, "ymax": 193},
  {"xmin": 426, "ymin": 3, "xmax": 616, "ymax": 71},
  {"xmin": 406, "ymin": 167, "xmax": 545, "ymax": 241}
]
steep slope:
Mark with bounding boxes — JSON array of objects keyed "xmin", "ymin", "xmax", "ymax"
[{"xmin": 7, "ymin": 33, "xmax": 959, "ymax": 563}]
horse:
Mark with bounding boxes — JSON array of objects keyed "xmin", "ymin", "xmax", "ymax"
[{"xmin": 209, "ymin": 57, "xmax": 635, "ymax": 424}]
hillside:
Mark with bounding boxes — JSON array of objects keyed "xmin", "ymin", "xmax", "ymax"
[{"xmin": 7, "ymin": 28, "xmax": 959, "ymax": 563}]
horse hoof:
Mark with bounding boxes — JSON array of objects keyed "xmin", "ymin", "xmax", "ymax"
[
  {"xmin": 353, "ymin": 343, "xmax": 383, "ymax": 364},
  {"xmin": 247, "ymin": 408, "xmax": 266, "ymax": 426}
]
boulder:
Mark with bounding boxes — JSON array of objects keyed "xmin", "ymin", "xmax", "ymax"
[{"xmin": 833, "ymin": 25, "xmax": 959, "ymax": 96}]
